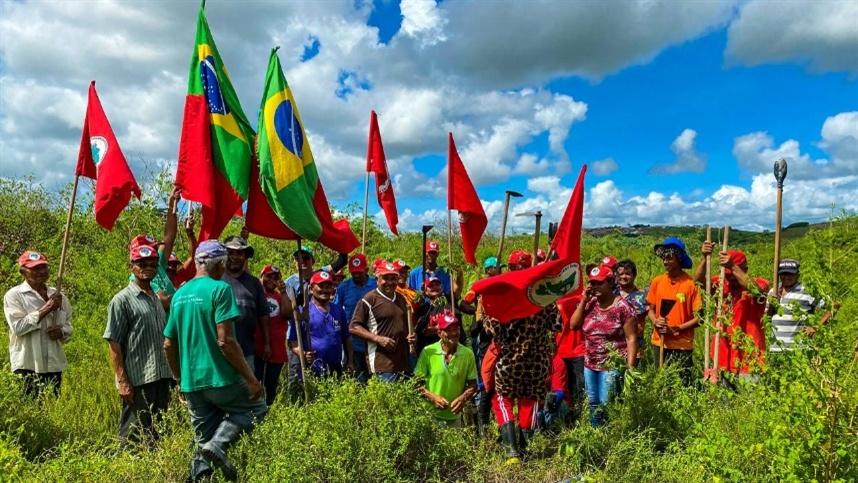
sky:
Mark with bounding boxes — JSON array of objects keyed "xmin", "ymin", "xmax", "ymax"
[{"xmin": 1, "ymin": 0, "xmax": 856, "ymax": 233}]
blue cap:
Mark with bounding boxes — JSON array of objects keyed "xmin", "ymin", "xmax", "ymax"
[
  {"xmin": 654, "ymin": 237, "xmax": 693, "ymax": 269},
  {"xmin": 195, "ymin": 239, "xmax": 228, "ymax": 260},
  {"xmin": 483, "ymin": 256, "xmax": 500, "ymax": 269}
]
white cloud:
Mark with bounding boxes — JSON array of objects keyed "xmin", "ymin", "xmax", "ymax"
[
  {"xmin": 591, "ymin": 158, "xmax": 619, "ymax": 176},
  {"xmin": 649, "ymin": 128, "xmax": 706, "ymax": 174},
  {"xmin": 399, "ymin": 0, "xmax": 447, "ymax": 47},
  {"xmin": 733, "ymin": 111, "xmax": 857, "ymax": 180},
  {"xmin": 514, "ymin": 154, "xmax": 550, "ymax": 176},
  {"xmin": 726, "ymin": 0, "xmax": 858, "ymax": 75}
]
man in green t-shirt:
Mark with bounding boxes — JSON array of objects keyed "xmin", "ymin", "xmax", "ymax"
[
  {"xmin": 164, "ymin": 240, "xmax": 266, "ymax": 482},
  {"xmin": 414, "ymin": 311, "xmax": 477, "ymax": 425}
]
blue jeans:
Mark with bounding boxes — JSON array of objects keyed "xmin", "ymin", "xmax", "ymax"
[
  {"xmin": 184, "ymin": 379, "xmax": 268, "ymax": 478},
  {"xmin": 375, "ymin": 372, "xmax": 403, "ymax": 383},
  {"xmin": 584, "ymin": 367, "xmax": 619, "ymax": 427}
]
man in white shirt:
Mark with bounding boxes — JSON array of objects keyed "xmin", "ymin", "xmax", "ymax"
[{"xmin": 3, "ymin": 250, "xmax": 72, "ymax": 397}]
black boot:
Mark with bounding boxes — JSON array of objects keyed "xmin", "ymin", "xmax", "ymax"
[
  {"xmin": 519, "ymin": 428, "xmax": 534, "ymax": 458},
  {"xmin": 499, "ymin": 422, "xmax": 521, "ymax": 464}
]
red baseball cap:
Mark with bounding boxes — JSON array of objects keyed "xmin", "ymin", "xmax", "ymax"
[
  {"xmin": 392, "ymin": 259, "xmax": 411, "ymax": 272},
  {"xmin": 425, "ymin": 240, "xmax": 440, "ymax": 253},
  {"xmin": 508, "ymin": 249, "xmax": 532, "ymax": 268},
  {"xmin": 130, "ymin": 244, "xmax": 158, "ymax": 262},
  {"xmin": 375, "ymin": 260, "xmax": 399, "ymax": 277},
  {"xmin": 18, "ymin": 250, "xmax": 48, "ymax": 268},
  {"xmin": 349, "ymin": 253, "xmax": 368, "ymax": 273},
  {"xmin": 168, "ymin": 253, "xmax": 180, "ymax": 264},
  {"xmin": 536, "ymin": 249, "xmax": 547, "ymax": 262},
  {"xmin": 129, "ymin": 234, "xmax": 159, "ymax": 250},
  {"xmin": 423, "ymin": 275, "xmax": 442, "ymax": 288},
  {"xmin": 309, "ymin": 270, "xmax": 334, "ymax": 285},
  {"xmin": 259, "ymin": 265, "xmax": 281, "ymax": 277},
  {"xmin": 588, "ymin": 264, "xmax": 614, "ymax": 282},
  {"xmin": 432, "ymin": 311, "xmax": 459, "ymax": 330},
  {"xmin": 726, "ymin": 250, "xmax": 747, "ymax": 272},
  {"xmin": 600, "ymin": 256, "xmax": 618, "ymax": 270}
]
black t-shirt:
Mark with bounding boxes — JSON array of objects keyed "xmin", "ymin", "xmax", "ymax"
[{"xmin": 223, "ymin": 272, "xmax": 268, "ymax": 356}]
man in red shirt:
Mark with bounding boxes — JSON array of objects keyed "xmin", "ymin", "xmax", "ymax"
[{"xmin": 695, "ymin": 244, "xmax": 769, "ymax": 383}]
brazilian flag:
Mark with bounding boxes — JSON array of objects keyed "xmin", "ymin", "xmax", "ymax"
[{"xmin": 256, "ymin": 48, "xmax": 323, "ymax": 239}]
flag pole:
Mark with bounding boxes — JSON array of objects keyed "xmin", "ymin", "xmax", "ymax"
[
  {"xmin": 447, "ymin": 209, "xmax": 456, "ymax": 312},
  {"xmin": 55, "ymin": 175, "xmax": 81, "ymax": 294},
  {"xmin": 292, "ymin": 238, "xmax": 310, "ymax": 403},
  {"xmin": 712, "ymin": 225, "xmax": 730, "ymax": 384},
  {"xmin": 703, "ymin": 225, "xmax": 712, "ymax": 379},
  {"xmin": 772, "ymin": 159, "xmax": 788, "ymax": 294},
  {"xmin": 361, "ymin": 172, "xmax": 370, "ymax": 253}
]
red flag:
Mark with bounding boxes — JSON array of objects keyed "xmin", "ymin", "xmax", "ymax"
[
  {"xmin": 448, "ymin": 133, "xmax": 487, "ymax": 265},
  {"xmin": 76, "ymin": 81, "xmax": 141, "ymax": 230},
  {"xmin": 245, "ymin": 153, "xmax": 360, "ymax": 254},
  {"xmin": 367, "ymin": 111, "xmax": 399, "ymax": 235},
  {"xmin": 472, "ymin": 165, "xmax": 587, "ymax": 322}
]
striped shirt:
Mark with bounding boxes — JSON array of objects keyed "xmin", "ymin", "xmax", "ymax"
[
  {"xmin": 768, "ymin": 283, "xmax": 824, "ymax": 352},
  {"xmin": 104, "ymin": 282, "xmax": 172, "ymax": 387}
]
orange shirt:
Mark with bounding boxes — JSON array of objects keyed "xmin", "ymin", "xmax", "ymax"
[{"xmin": 646, "ymin": 272, "xmax": 701, "ymax": 350}]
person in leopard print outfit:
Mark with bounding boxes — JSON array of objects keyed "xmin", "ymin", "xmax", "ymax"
[{"xmin": 484, "ymin": 250, "xmax": 563, "ymax": 461}]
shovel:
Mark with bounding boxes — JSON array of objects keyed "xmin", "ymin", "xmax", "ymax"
[{"xmin": 658, "ymin": 299, "xmax": 676, "ymax": 368}]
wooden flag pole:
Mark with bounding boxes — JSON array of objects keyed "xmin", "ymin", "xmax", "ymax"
[
  {"xmin": 447, "ymin": 210, "xmax": 457, "ymax": 312},
  {"xmin": 772, "ymin": 159, "xmax": 788, "ymax": 294},
  {"xmin": 703, "ymin": 225, "xmax": 712, "ymax": 377},
  {"xmin": 292, "ymin": 238, "xmax": 310, "ymax": 403},
  {"xmin": 361, "ymin": 172, "xmax": 370, "ymax": 253},
  {"xmin": 407, "ymin": 307, "xmax": 416, "ymax": 355},
  {"xmin": 55, "ymin": 175, "xmax": 81, "ymax": 294},
  {"xmin": 496, "ymin": 190, "xmax": 522, "ymax": 261},
  {"xmin": 712, "ymin": 225, "xmax": 730, "ymax": 383}
]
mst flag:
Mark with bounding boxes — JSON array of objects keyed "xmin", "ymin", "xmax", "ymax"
[
  {"xmin": 76, "ymin": 81, "xmax": 141, "ymax": 230},
  {"xmin": 367, "ymin": 110, "xmax": 399, "ymax": 235},
  {"xmin": 255, "ymin": 48, "xmax": 359, "ymax": 254},
  {"xmin": 472, "ymin": 165, "xmax": 587, "ymax": 322},
  {"xmin": 175, "ymin": 4, "xmax": 254, "ymax": 240},
  {"xmin": 448, "ymin": 133, "xmax": 487, "ymax": 265}
]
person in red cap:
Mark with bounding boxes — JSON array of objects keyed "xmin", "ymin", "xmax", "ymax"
[
  {"xmin": 568, "ymin": 265, "xmax": 638, "ymax": 427},
  {"xmin": 393, "ymin": 259, "xmax": 421, "ymax": 312},
  {"xmin": 335, "ymin": 253, "xmax": 377, "ymax": 383},
  {"xmin": 413, "ymin": 276, "xmax": 463, "ymax": 358},
  {"xmin": 126, "ymin": 187, "xmax": 182, "ymax": 310},
  {"xmin": 288, "ymin": 270, "xmax": 352, "ymax": 385},
  {"xmin": 253, "ymin": 265, "xmax": 294, "ymax": 406},
  {"xmin": 166, "ymin": 214, "xmax": 200, "ymax": 289},
  {"xmin": 536, "ymin": 249, "xmax": 548, "ymax": 264},
  {"xmin": 4, "ymin": 250, "xmax": 72, "ymax": 397},
  {"xmin": 349, "ymin": 261, "xmax": 416, "ymax": 382},
  {"xmin": 507, "ymin": 249, "xmax": 533, "ymax": 271},
  {"xmin": 104, "ymin": 239, "xmax": 174, "ymax": 446},
  {"xmin": 549, "ymin": 291, "xmax": 585, "ymax": 427},
  {"xmin": 695, "ymin": 243, "xmax": 769, "ymax": 382},
  {"xmin": 414, "ymin": 311, "xmax": 477, "ymax": 426},
  {"xmin": 407, "ymin": 240, "xmax": 462, "ymax": 301},
  {"xmin": 600, "ymin": 256, "xmax": 618, "ymax": 271}
]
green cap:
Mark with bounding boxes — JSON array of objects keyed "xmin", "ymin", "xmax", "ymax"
[{"xmin": 292, "ymin": 245, "xmax": 314, "ymax": 258}]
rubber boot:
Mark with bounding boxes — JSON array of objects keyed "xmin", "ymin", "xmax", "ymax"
[
  {"xmin": 499, "ymin": 422, "xmax": 521, "ymax": 465},
  {"xmin": 201, "ymin": 420, "xmax": 242, "ymax": 481},
  {"xmin": 519, "ymin": 428, "xmax": 535, "ymax": 458}
]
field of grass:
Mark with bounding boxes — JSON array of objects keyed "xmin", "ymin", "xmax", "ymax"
[{"xmin": 1, "ymin": 177, "xmax": 856, "ymax": 482}]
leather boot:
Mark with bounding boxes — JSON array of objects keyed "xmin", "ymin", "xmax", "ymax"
[{"xmin": 499, "ymin": 422, "xmax": 521, "ymax": 464}]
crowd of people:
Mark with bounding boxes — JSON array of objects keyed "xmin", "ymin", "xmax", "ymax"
[{"xmin": 4, "ymin": 193, "xmax": 834, "ymax": 479}]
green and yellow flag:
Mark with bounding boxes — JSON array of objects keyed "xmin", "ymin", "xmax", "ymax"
[
  {"xmin": 176, "ymin": 3, "xmax": 254, "ymax": 239},
  {"xmin": 255, "ymin": 48, "xmax": 358, "ymax": 253}
]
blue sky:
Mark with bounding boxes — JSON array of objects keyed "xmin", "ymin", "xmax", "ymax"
[{"xmin": 1, "ymin": 0, "xmax": 856, "ymax": 232}]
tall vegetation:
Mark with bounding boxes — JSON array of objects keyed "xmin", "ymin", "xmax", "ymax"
[{"xmin": 0, "ymin": 178, "xmax": 855, "ymax": 481}]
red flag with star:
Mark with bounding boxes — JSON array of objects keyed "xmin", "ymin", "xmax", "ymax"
[{"xmin": 76, "ymin": 81, "xmax": 141, "ymax": 230}]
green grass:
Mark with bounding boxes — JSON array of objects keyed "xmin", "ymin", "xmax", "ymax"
[{"xmin": 1, "ymin": 177, "xmax": 856, "ymax": 482}]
